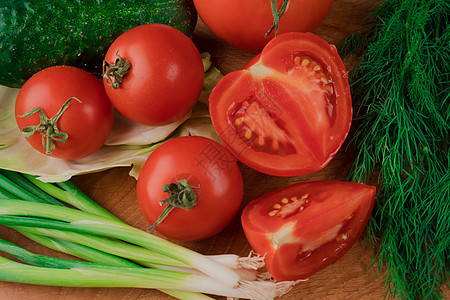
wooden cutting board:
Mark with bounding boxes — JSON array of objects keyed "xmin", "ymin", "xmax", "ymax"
[{"xmin": 1, "ymin": 0, "xmax": 448, "ymax": 299}]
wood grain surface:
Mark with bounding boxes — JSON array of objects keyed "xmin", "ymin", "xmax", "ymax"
[{"xmin": 1, "ymin": 0, "xmax": 449, "ymax": 299}]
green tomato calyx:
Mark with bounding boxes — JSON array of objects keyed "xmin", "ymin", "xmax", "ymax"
[
  {"xmin": 102, "ymin": 51, "xmax": 131, "ymax": 90},
  {"xmin": 149, "ymin": 179, "xmax": 199, "ymax": 231},
  {"xmin": 265, "ymin": 0, "xmax": 289, "ymax": 38},
  {"xmin": 18, "ymin": 97, "xmax": 81, "ymax": 155}
]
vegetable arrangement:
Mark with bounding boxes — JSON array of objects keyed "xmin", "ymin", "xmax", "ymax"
[
  {"xmin": 0, "ymin": 169, "xmax": 294, "ymax": 299},
  {"xmin": 4, "ymin": 0, "xmax": 444, "ymax": 299},
  {"xmin": 340, "ymin": 0, "xmax": 450, "ymax": 299}
]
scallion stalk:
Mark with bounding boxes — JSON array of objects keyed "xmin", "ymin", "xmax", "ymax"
[
  {"xmin": 0, "ymin": 199, "xmax": 282, "ymax": 297},
  {"xmin": 15, "ymin": 226, "xmax": 188, "ymax": 268},
  {"xmin": 0, "ymin": 172, "xmax": 54, "ymax": 205},
  {"xmin": 0, "ymin": 237, "xmax": 114, "ymax": 269},
  {"xmin": 0, "ymin": 169, "xmax": 64, "ymax": 207},
  {"xmin": 22, "ymin": 173, "xmax": 119, "ymax": 220},
  {"xmin": 0, "ymin": 171, "xmax": 295, "ymax": 298},
  {"xmin": 17, "ymin": 231, "xmax": 141, "ymax": 268},
  {"xmin": 12, "ymin": 225, "xmax": 212, "ymax": 299},
  {"xmin": 17, "ymin": 226, "xmax": 263, "ymax": 279},
  {"xmin": 0, "ymin": 238, "xmax": 213, "ymax": 299},
  {"xmin": 2, "ymin": 172, "xmax": 266, "ymax": 272},
  {"xmin": 0, "ymin": 256, "xmax": 252, "ymax": 299},
  {"xmin": 0, "ymin": 238, "xmax": 288, "ymax": 299}
]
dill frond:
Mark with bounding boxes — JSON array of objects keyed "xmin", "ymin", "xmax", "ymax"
[{"xmin": 342, "ymin": 0, "xmax": 450, "ymax": 299}]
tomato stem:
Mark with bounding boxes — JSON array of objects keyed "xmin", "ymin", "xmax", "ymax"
[
  {"xmin": 102, "ymin": 51, "xmax": 131, "ymax": 89},
  {"xmin": 149, "ymin": 179, "xmax": 198, "ymax": 231},
  {"xmin": 265, "ymin": 0, "xmax": 289, "ymax": 38},
  {"xmin": 18, "ymin": 97, "xmax": 81, "ymax": 155}
]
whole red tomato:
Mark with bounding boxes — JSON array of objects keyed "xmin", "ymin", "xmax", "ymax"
[
  {"xmin": 15, "ymin": 66, "xmax": 114, "ymax": 160},
  {"xmin": 194, "ymin": 0, "xmax": 334, "ymax": 53},
  {"xmin": 209, "ymin": 32, "xmax": 352, "ymax": 177},
  {"xmin": 103, "ymin": 24, "xmax": 204, "ymax": 126},
  {"xmin": 241, "ymin": 180, "xmax": 376, "ymax": 281},
  {"xmin": 136, "ymin": 136, "xmax": 243, "ymax": 241}
]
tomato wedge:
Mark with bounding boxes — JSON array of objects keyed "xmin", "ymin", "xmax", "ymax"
[
  {"xmin": 209, "ymin": 32, "xmax": 352, "ymax": 176},
  {"xmin": 241, "ymin": 180, "xmax": 376, "ymax": 281}
]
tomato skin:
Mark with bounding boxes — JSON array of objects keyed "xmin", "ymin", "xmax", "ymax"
[
  {"xmin": 15, "ymin": 66, "xmax": 114, "ymax": 160},
  {"xmin": 103, "ymin": 24, "xmax": 204, "ymax": 126},
  {"xmin": 194, "ymin": 0, "xmax": 334, "ymax": 53},
  {"xmin": 241, "ymin": 180, "xmax": 376, "ymax": 281},
  {"xmin": 136, "ymin": 136, "xmax": 243, "ymax": 241},
  {"xmin": 209, "ymin": 32, "xmax": 352, "ymax": 177}
]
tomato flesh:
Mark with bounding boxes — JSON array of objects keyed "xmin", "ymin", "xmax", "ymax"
[
  {"xmin": 209, "ymin": 32, "xmax": 352, "ymax": 176},
  {"xmin": 241, "ymin": 180, "xmax": 376, "ymax": 281},
  {"xmin": 231, "ymin": 96, "xmax": 296, "ymax": 156}
]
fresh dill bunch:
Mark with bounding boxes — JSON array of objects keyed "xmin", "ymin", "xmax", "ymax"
[{"xmin": 340, "ymin": 0, "xmax": 450, "ymax": 299}]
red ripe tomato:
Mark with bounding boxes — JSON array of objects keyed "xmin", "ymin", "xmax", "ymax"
[
  {"xmin": 15, "ymin": 66, "xmax": 114, "ymax": 160},
  {"xmin": 136, "ymin": 136, "xmax": 243, "ymax": 241},
  {"xmin": 194, "ymin": 0, "xmax": 334, "ymax": 53},
  {"xmin": 209, "ymin": 32, "xmax": 352, "ymax": 177},
  {"xmin": 241, "ymin": 180, "xmax": 376, "ymax": 281},
  {"xmin": 103, "ymin": 24, "xmax": 204, "ymax": 126}
]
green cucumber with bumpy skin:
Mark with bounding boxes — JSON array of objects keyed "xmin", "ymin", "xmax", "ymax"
[{"xmin": 0, "ymin": 0, "xmax": 197, "ymax": 88}]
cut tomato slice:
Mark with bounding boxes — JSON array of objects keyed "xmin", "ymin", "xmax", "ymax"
[
  {"xmin": 209, "ymin": 32, "xmax": 352, "ymax": 176},
  {"xmin": 241, "ymin": 180, "xmax": 376, "ymax": 281}
]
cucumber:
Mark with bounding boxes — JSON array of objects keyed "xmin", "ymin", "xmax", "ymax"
[{"xmin": 0, "ymin": 0, "xmax": 197, "ymax": 88}]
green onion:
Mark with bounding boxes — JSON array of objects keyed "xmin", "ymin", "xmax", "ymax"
[
  {"xmin": 15, "ymin": 226, "xmax": 188, "ymax": 268},
  {"xmin": 22, "ymin": 173, "xmax": 119, "ymax": 220},
  {"xmin": 0, "ymin": 200, "xmax": 243, "ymax": 288},
  {"xmin": 0, "ymin": 171, "xmax": 296, "ymax": 298},
  {"xmin": 0, "ymin": 171, "xmax": 58, "ymax": 205},
  {"xmin": 0, "ymin": 238, "xmax": 214, "ymax": 299},
  {"xmin": 12, "ymin": 229, "xmax": 217, "ymax": 299},
  {"xmin": 0, "ymin": 169, "xmax": 64, "ymax": 206},
  {"xmin": 0, "ymin": 255, "xmax": 247, "ymax": 298},
  {"xmin": 0, "ymin": 238, "xmax": 232, "ymax": 299},
  {"xmin": 0, "ymin": 233, "xmax": 288, "ymax": 299},
  {"xmin": 0, "ymin": 237, "xmax": 115, "ymax": 269},
  {"xmin": 17, "ymin": 232, "xmax": 141, "ymax": 268}
]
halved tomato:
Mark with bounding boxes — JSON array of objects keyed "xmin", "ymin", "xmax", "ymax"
[
  {"xmin": 209, "ymin": 32, "xmax": 352, "ymax": 177},
  {"xmin": 241, "ymin": 180, "xmax": 376, "ymax": 281}
]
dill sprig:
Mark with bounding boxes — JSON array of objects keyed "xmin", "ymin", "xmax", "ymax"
[{"xmin": 340, "ymin": 0, "xmax": 450, "ymax": 299}]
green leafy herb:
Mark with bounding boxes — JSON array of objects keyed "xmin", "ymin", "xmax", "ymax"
[{"xmin": 340, "ymin": 1, "xmax": 449, "ymax": 299}]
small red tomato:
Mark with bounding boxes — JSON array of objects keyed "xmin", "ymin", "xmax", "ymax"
[
  {"xmin": 15, "ymin": 66, "xmax": 114, "ymax": 160},
  {"xmin": 209, "ymin": 32, "xmax": 352, "ymax": 177},
  {"xmin": 194, "ymin": 0, "xmax": 334, "ymax": 53},
  {"xmin": 136, "ymin": 136, "xmax": 243, "ymax": 241},
  {"xmin": 103, "ymin": 24, "xmax": 204, "ymax": 126},
  {"xmin": 241, "ymin": 180, "xmax": 376, "ymax": 281}
]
